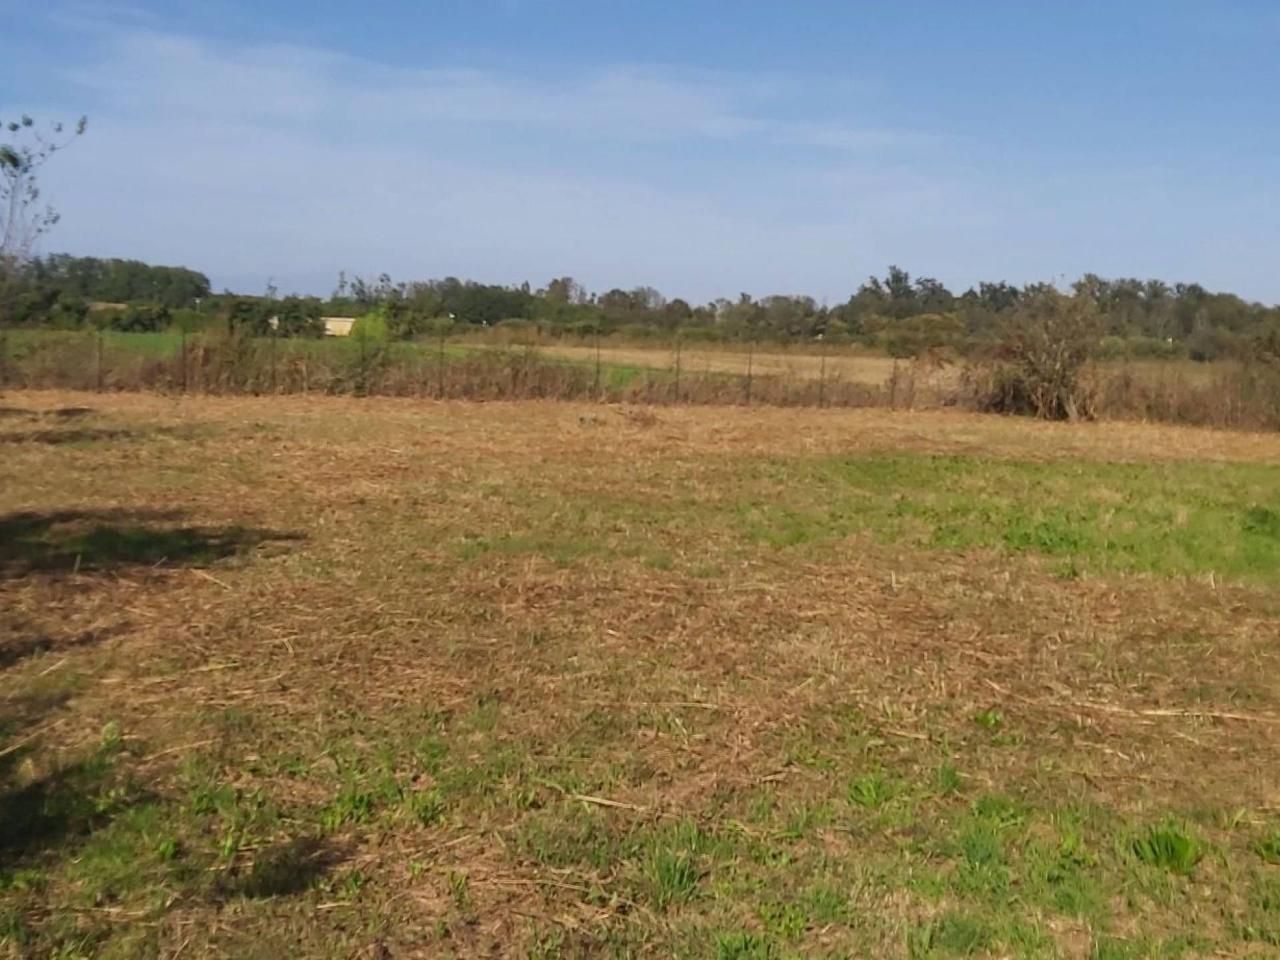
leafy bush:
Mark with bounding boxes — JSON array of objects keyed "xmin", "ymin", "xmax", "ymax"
[
  {"xmin": 99, "ymin": 304, "xmax": 170, "ymax": 333},
  {"xmin": 349, "ymin": 309, "xmax": 390, "ymax": 341}
]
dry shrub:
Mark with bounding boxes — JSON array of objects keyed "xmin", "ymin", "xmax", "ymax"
[
  {"xmin": 6, "ymin": 323, "xmax": 1276, "ymax": 430},
  {"xmin": 616, "ymin": 406, "xmax": 660, "ymax": 427},
  {"xmin": 969, "ymin": 292, "xmax": 1101, "ymax": 421},
  {"xmin": 1094, "ymin": 360, "xmax": 1280, "ymax": 431}
]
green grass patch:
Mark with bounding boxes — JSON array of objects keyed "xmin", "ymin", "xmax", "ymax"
[
  {"xmin": 848, "ymin": 770, "xmax": 896, "ymax": 809},
  {"xmin": 1255, "ymin": 828, "xmax": 1280, "ymax": 865},
  {"xmin": 1130, "ymin": 822, "xmax": 1204, "ymax": 875},
  {"xmin": 736, "ymin": 453, "xmax": 1280, "ymax": 580}
]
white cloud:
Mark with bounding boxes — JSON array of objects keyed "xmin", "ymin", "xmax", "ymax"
[
  {"xmin": 34, "ymin": 20, "xmax": 993, "ymax": 300},
  {"xmin": 67, "ymin": 25, "xmax": 919, "ymax": 151}
]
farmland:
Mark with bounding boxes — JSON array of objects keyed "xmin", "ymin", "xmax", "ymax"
[
  {"xmin": 3, "ymin": 392, "xmax": 1280, "ymax": 958},
  {"xmin": 3, "ymin": 329, "xmax": 1268, "ymax": 433}
]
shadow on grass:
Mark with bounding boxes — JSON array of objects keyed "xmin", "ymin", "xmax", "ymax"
[
  {"xmin": 0, "ymin": 749, "xmax": 142, "ymax": 865},
  {"xmin": 0, "ymin": 407, "xmax": 190, "ymax": 443},
  {"xmin": 227, "ymin": 836, "xmax": 348, "ymax": 899},
  {"xmin": 0, "ymin": 509, "xmax": 302, "ymax": 579},
  {"xmin": 1, "ymin": 426, "xmax": 155, "ymax": 445},
  {"xmin": 0, "ymin": 622, "xmax": 115, "ymax": 670},
  {"xmin": 0, "ymin": 405, "xmax": 93, "ymax": 420}
]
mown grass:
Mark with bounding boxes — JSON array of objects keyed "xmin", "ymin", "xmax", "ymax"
[
  {"xmin": 738, "ymin": 453, "xmax": 1280, "ymax": 580},
  {"xmin": 2, "ymin": 394, "xmax": 1280, "ymax": 957},
  {"xmin": 449, "ymin": 450, "xmax": 1280, "ymax": 582}
]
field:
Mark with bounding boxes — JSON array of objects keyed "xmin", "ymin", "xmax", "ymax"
[
  {"xmin": 509, "ymin": 343, "xmax": 903, "ymax": 386},
  {"xmin": 0, "ymin": 327, "xmax": 1230, "ymax": 396},
  {"xmin": 3, "ymin": 392, "xmax": 1280, "ymax": 958}
]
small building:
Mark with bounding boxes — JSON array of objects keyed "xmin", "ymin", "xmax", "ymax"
[{"xmin": 322, "ymin": 317, "xmax": 356, "ymax": 337}]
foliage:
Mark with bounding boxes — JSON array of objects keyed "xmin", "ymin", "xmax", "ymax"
[
  {"xmin": 350, "ymin": 309, "xmax": 390, "ymax": 341},
  {"xmin": 27, "ymin": 254, "xmax": 209, "ymax": 307},
  {"xmin": 1, "ymin": 115, "xmax": 86, "ymax": 274},
  {"xmin": 94, "ymin": 304, "xmax": 172, "ymax": 333},
  {"xmin": 272, "ymin": 296, "xmax": 325, "ymax": 338},
  {"xmin": 975, "ymin": 290, "xmax": 1103, "ymax": 420},
  {"xmin": 7, "ymin": 254, "xmax": 1280, "ymax": 371}
]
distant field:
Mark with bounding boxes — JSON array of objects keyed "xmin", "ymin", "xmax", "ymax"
[
  {"xmin": 1, "ymin": 328, "xmax": 1238, "ymax": 399},
  {"xmin": 3, "ymin": 392, "xmax": 1280, "ymax": 958},
  {"xmin": 532, "ymin": 342, "xmax": 1242, "ymax": 391},
  {"xmin": 527, "ymin": 343, "xmax": 904, "ymax": 385}
]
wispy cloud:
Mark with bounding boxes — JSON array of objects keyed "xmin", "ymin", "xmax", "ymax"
[
  {"xmin": 14, "ymin": 2, "xmax": 1280, "ymax": 303},
  {"xmin": 68, "ymin": 25, "xmax": 926, "ymax": 153},
  {"xmin": 30, "ymin": 18, "xmax": 989, "ymax": 299}
]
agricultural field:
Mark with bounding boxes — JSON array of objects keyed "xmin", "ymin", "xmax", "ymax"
[
  {"xmin": 502, "ymin": 343, "xmax": 903, "ymax": 386},
  {"xmin": 0, "ymin": 327, "xmax": 1227, "ymax": 390},
  {"xmin": 3, "ymin": 392, "xmax": 1280, "ymax": 959}
]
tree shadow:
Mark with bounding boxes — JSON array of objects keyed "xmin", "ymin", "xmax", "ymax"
[
  {"xmin": 225, "ymin": 835, "xmax": 348, "ymax": 899},
  {"xmin": 1, "ymin": 427, "xmax": 155, "ymax": 445},
  {"xmin": 0, "ymin": 691, "xmax": 73, "ymax": 782},
  {"xmin": 0, "ymin": 622, "xmax": 116, "ymax": 670},
  {"xmin": 0, "ymin": 751, "xmax": 143, "ymax": 863},
  {"xmin": 0, "ymin": 405, "xmax": 93, "ymax": 420},
  {"xmin": 0, "ymin": 509, "xmax": 302, "ymax": 580}
]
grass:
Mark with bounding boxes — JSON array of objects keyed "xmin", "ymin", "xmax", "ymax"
[
  {"xmin": 2, "ymin": 391, "xmax": 1280, "ymax": 957},
  {"xmin": 1130, "ymin": 823, "xmax": 1205, "ymax": 875},
  {"xmin": 647, "ymin": 846, "xmax": 701, "ymax": 908},
  {"xmin": 1255, "ymin": 829, "xmax": 1280, "ymax": 865},
  {"xmin": 733, "ymin": 453, "xmax": 1280, "ymax": 581}
]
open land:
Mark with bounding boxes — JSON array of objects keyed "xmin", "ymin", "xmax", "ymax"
[
  {"xmin": 3, "ymin": 392, "xmax": 1280, "ymax": 958},
  {"xmin": 507, "ymin": 344, "xmax": 904, "ymax": 386}
]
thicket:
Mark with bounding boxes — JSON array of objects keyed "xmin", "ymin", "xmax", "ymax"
[
  {"xmin": 5, "ymin": 257, "xmax": 1280, "ymax": 427},
  {"xmin": 4, "ymin": 259, "xmax": 1280, "ymax": 368}
]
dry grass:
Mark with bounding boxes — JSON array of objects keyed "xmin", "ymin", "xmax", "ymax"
[
  {"xmin": 2, "ymin": 391, "xmax": 1280, "ymax": 958},
  {"xmin": 528, "ymin": 342, "xmax": 906, "ymax": 385},
  {"xmin": 11, "ymin": 330, "xmax": 1280, "ymax": 430}
]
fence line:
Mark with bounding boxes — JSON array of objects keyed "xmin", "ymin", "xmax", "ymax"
[
  {"xmin": 4, "ymin": 327, "xmax": 1276, "ymax": 430},
  {"xmin": 0, "ymin": 327, "xmax": 911, "ymax": 410}
]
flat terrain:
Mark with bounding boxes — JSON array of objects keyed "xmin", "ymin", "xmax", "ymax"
[
  {"xmin": 526, "ymin": 344, "xmax": 902, "ymax": 385},
  {"xmin": 3, "ymin": 392, "xmax": 1280, "ymax": 959}
]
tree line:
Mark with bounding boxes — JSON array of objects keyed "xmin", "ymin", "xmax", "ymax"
[{"xmin": 3, "ymin": 256, "xmax": 1280, "ymax": 362}]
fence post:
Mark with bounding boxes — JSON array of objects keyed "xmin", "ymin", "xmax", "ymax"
[
  {"xmin": 594, "ymin": 329, "xmax": 602, "ymax": 399},
  {"xmin": 96, "ymin": 328, "xmax": 104, "ymax": 392},
  {"xmin": 270, "ymin": 327, "xmax": 278, "ymax": 394},
  {"xmin": 818, "ymin": 337, "xmax": 827, "ymax": 408},
  {"xmin": 179, "ymin": 328, "xmax": 188, "ymax": 393},
  {"xmin": 673, "ymin": 336, "xmax": 681, "ymax": 404},
  {"xmin": 744, "ymin": 339, "xmax": 753, "ymax": 405},
  {"xmin": 358, "ymin": 334, "xmax": 367, "ymax": 397},
  {"xmin": 437, "ymin": 329, "xmax": 446, "ymax": 399},
  {"xmin": 0, "ymin": 328, "xmax": 7, "ymax": 390}
]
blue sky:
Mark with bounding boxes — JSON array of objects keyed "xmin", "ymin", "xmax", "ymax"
[{"xmin": 4, "ymin": 1, "xmax": 1280, "ymax": 302}]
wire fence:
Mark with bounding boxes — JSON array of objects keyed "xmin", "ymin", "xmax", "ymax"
[
  {"xmin": 0, "ymin": 328, "xmax": 945, "ymax": 410},
  {"xmin": 4, "ymin": 327, "xmax": 1274, "ymax": 429}
]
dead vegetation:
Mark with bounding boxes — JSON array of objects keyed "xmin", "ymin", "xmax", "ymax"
[
  {"xmin": 9, "ymin": 328, "xmax": 1280, "ymax": 431},
  {"xmin": 2, "ymin": 392, "xmax": 1280, "ymax": 958}
]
